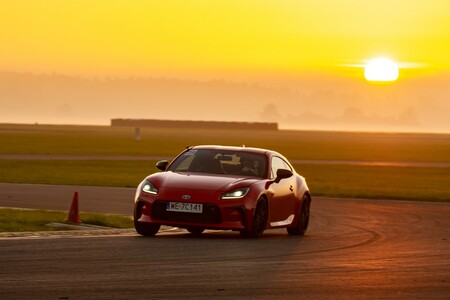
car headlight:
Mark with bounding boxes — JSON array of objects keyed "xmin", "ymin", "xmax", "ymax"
[
  {"xmin": 142, "ymin": 181, "xmax": 159, "ymax": 195},
  {"xmin": 221, "ymin": 187, "xmax": 250, "ymax": 199}
]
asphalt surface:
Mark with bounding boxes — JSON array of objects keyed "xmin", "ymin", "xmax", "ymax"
[
  {"xmin": 0, "ymin": 183, "xmax": 449, "ymax": 299},
  {"xmin": 0, "ymin": 182, "xmax": 135, "ymax": 215}
]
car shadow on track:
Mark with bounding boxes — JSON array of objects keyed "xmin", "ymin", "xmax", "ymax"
[{"xmin": 135, "ymin": 228, "xmax": 303, "ymax": 240}]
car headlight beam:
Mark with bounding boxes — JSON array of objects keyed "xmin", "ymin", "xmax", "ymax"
[{"xmin": 221, "ymin": 187, "xmax": 250, "ymax": 200}]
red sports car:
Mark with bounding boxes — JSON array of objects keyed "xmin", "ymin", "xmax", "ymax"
[{"xmin": 134, "ymin": 145, "xmax": 311, "ymax": 238}]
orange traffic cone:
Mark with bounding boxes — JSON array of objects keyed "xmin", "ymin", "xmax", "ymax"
[{"xmin": 65, "ymin": 191, "xmax": 80, "ymax": 223}]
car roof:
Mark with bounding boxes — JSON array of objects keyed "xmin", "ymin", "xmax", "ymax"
[{"xmin": 190, "ymin": 145, "xmax": 278, "ymax": 156}]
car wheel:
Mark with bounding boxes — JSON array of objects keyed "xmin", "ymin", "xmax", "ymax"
[
  {"xmin": 135, "ymin": 221, "xmax": 160, "ymax": 237},
  {"xmin": 134, "ymin": 202, "xmax": 160, "ymax": 236},
  {"xmin": 241, "ymin": 198, "xmax": 268, "ymax": 238},
  {"xmin": 187, "ymin": 227, "xmax": 205, "ymax": 235},
  {"xmin": 287, "ymin": 195, "xmax": 311, "ymax": 236}
]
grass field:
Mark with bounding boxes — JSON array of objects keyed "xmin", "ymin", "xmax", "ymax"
[
  {"xmin": 0, "ymin": 208, "xmax": 133, "ymax": 232},
  {"xmin": 1, "ymin": 123, "xmax": 449, "ymax": 201},
  {"xmin": 2, "ymin": 123, "xmax": 450, "ymax": 162}
]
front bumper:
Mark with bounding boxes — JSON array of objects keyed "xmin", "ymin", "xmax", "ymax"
[{"xmin": 136, "ymin": 199, "xmax": 248, "ymax": 230}]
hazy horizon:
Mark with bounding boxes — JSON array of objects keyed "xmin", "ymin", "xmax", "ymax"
[{"xmin": 1, "ymin": 70, "xmax": 449, "ymax": 134}]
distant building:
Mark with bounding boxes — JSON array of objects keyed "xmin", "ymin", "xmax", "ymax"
[{"xmin": 111, "ymin": 119, "xmax": 278, "ymax": 131}]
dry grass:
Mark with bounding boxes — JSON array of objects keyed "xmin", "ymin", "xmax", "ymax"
[
  {"xmin": 0, "ymin": 208, "xmax": 133, "ymax": 232},
  {"xmin": 1, "ymin": 123, "xmax": 449, "ymax": 162}
]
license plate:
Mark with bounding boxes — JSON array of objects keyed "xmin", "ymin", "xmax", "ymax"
[{"xmin": 166, "ymin": 202, "xmax": 203, "ymax": 213}]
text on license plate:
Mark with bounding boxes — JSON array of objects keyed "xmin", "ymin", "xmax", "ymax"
[{"xmin": 166, "ymin": 202, "xmax": 203, "ymax": 213}]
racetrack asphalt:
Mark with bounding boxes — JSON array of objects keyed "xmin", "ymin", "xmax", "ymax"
[
  {"xmin": 0, "ymin": 182, "xmax": 135, "ymax": 215},
  {"xmin": 0, "ymin": 183, "xmax": 449, "ymax": 299}
]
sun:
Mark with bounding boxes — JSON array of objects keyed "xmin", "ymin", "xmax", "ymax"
[{"xmin": 364, "ymin": 58, "xmax": 399, "ymax": 82}]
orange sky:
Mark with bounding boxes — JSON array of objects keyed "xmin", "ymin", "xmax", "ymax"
[{"xmin": 0, "ymin": 1, "xmax": 449, "ymax": 132}]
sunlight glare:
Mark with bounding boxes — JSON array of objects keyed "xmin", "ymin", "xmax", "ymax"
[{"xmin": 364, "ymin": 58, "xmax": 399, "ymax": 82}]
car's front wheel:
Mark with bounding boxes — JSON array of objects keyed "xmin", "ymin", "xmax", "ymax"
[
  {"xmin": 287, "ymin": 195, "xmax": 311, "ymax": 236},
  {"xmin": 134, "ymin": 202, "xmax": 160, "ymax": 236},
  {"xmin": 241, "ymin": 198, "xmax": 268, "ymax": 238},
  {"xmin": 135, "ymin": 221, "xmax": 160, "ymax": 236}
]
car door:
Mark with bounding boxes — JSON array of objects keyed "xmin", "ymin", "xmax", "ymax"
[{"xmin": 268, "ymin": 156, "xmax": 297, "ymax": 225}]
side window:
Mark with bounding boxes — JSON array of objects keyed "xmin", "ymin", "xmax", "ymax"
[{"xmin": 271, "ymin": 157, "xmax": 291, "ymax": 179}]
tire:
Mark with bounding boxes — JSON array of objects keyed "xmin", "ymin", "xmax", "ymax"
[
  {"xmin": 241, "ymin": 198, "xmax": 268, "ymax": 238},
  {"xmin": 287, "ymin": 195, "xmax": 311, "ymax": 236},
  {"xmin": 187, "ymin": 227, "xmax": 205, "ymax": 235},
  {"xmin": 134, "ymin": 202, "xmax": 160, "ymax": 237},
  {"xmin": 135, "ymin": 221, "xmax": 160, "ymax": 236}
]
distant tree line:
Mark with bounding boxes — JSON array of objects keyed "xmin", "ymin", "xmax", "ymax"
[{"xmin": 111, "ymin": 119, "xmax": 278, "ymax": 131}]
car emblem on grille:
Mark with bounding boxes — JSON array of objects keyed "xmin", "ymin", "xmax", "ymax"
[{"xmin": 182, "ymin": 195, "xmax": 191, "ymax": 200}]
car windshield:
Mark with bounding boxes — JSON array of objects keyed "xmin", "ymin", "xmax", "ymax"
[{"xmin": 168, "ymin": 149, "xmax": 267, "ymax": 178}]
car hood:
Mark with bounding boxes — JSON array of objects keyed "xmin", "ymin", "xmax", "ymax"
[{"xmin": 147, "ymin": 171, "xmax": 260, "ymax": 191}]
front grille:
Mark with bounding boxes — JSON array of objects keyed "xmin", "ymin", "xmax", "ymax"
[{"xmin": 152, "ymin": 201, "xmax": 222, "ymax": 224}]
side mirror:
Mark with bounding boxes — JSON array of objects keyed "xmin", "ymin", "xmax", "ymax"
[
  {"xmin": 275, "ymin": 168, "xmax": 293, "ymax": 183},
  {"xmin": 156, "ymin": 160, "xmax": 169, "ymax": 171}
]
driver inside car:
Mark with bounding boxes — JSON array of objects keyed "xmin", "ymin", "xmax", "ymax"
[{"xmin": 241, "ymin": 158, "xmax": 260, "ymax": 176}]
